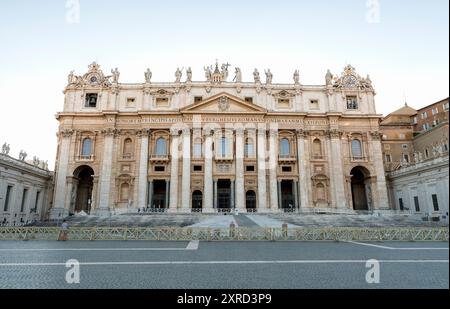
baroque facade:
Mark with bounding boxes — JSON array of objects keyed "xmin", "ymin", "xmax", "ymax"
[{"xmin": 49, "ymin": 62, "xmax": 389, "ymax": 218}]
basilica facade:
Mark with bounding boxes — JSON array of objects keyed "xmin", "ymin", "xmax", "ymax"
[{"xmin": 49, "ymin": 62, "xmax": 389, "ymax": 218}]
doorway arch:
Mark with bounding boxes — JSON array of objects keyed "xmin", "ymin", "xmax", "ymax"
[
  {"xmin": 246, "ymin": 190, "xmax": 256, "ymax": 210},
  {"xmin": 192, "ymin": 190, "xmax": 203, "ymax": 210},
  {"xmin": 350, "ymin": 166, "xmax": 372, "ymax": 211},
  {"xmin": 73, "ymin": 165, "xmax": 94, "ymax": 214}
]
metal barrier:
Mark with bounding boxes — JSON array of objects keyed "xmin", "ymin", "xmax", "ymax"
[{"xmin": 0, "ymin": 226, "xmax": 448, "ymax": 241}]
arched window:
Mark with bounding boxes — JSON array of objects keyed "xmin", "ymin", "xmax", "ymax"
[
  {"xmin": 193, "ymin": 138, "xmax": 202, "ymax": 158},
  {"xmin": 351, "ymin": 139, "xmax": 362, "ymax": 158},
  {"xmin": 280, "ymin": 138, "xmax": 290, "ymax": 156},
  {"xmin": 123, "ymin": 138, "xmax": 133, "ymax": 156},
  {"xmin": 219, "ymin": 136, "xmax": 228, "ymax": 157},
  {"xmin": 155, "ymin": 137, "xmax": 167, "ymax": 156},
  {"xmin": 120, "ymin": 183, "xmax": 130, "ymax": 201},
  {"xmin": 245, "ymin": 138, "xmax": 254, "ymax": 158},
  {"xmin": 313, "ymin": 139, "xmax": 322, "ymax": 158},
  {"xmin": 425, "ymin": 148, "xmax": 429, "ymax": 158},
  {"xmin": 81, "ymin": 138, "xmax": 92, "ymax": 156}
]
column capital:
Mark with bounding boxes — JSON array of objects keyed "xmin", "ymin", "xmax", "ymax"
[
  {"xmin": 170, "ymin": 128, "xmax": 181, "ymax": 136},
  {"xmin": 101, "ymin": 128, "xmax": 119, "ymax": 137},
  {"xmin": 326, "ymin": 129, "xmax": 342, "ymax": 139},
  {"xmin": 269, "ymin": 129, "xmax": 278, "ymax": 137},
  {"xmin": 295, "ymin": 129, "xmax": 309, "ymax": 138},
  {"xmin": 59, "ymin": 129, "xmax": 74, "ymax": 138},
  {"xmin": 369, "ymin": 131, "xmax": 382, "ymax": 140},
  {"xmin": 137, "ymin": 128, "xmax": 150, "ymax": 137},
  {"xmin": 202, "ymin": 129, "xmax": 214, "ymax": 137},
  {"xmin": 235, "ymin": 128, "xmax": 245, "ymax": 136},
  {"xmin": 182, "ymin": 127, "xmax": 191, "ymax": 135}
]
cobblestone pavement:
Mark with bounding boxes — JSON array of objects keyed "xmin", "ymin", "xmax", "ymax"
[{"xmin": 0, "ymin": 240, "xmax": 448, "ymax": 289}]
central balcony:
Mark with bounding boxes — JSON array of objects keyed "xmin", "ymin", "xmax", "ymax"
[
  {"xmin": 214, "ymin": 154, "xmax": 234, "ymax": 163},
  {"xmin": 278, "ymin": 154, "xmax": 297, "ymax": 163},
  {"xmin": 149, "ymin": 154, "xmax": 170, "ymax": 163}
]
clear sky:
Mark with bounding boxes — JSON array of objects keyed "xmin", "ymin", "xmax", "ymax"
[{"xmin": 0, "ymin": 0, "xmax": 448, "ymax": 168}]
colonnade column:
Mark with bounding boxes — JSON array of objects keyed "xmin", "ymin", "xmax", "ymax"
[
  {"xmin": 203, "ymin": 130, "xmax": 214, "ymax": 212},
  {"xmin": 97, "ymin": 128, "xmax": 116, "ymax": 216},
  {"xmin": 137, "ymin": 129, "xmax": 149, "ymax": 210},
  {"xmin": 296, "ymin": 129, "xmax": 311, "ymax": 209},
  {"xmin": 50, "ymin": 129, "xmax": 73, "ymax": 219},
  {"xmin": 235, "ymin": 128, "xmax": 245, "ymax": 211},
  {"xmin": 181, "ymin": 128, "xmax": 191, "ymax": 212},
  {"xmin": 329, "ymin": 129, "xmax": 347, "ymax": 209},
  {"xmin": 257, "ymin": 125, "xmax": 267, "ymax": 211},
  {"xmin": 169, "ymin": 129, "xmax": 180, "ymax": 212},
  {"xmin": 268, "ymin": 129, "xmax": 279, "ymax": 211},
  {"xmin": 370, "ymin": 132, "xmax": 389, "ymax": 210}
]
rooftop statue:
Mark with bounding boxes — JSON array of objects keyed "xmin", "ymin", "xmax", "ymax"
[
  {"xmin": 144, "ymin": 68, "xmax": 152, "ymax": 83},
  {"xmin": 293, "ymin": 70, "xmax": 300, "ymax": 85},
  {"xmin": 265, "ymin": 69, "xmax": 273, "ymax": 85}
]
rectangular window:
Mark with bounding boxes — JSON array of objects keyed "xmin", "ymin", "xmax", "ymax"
[
  {"xmin": 422, "ymin": 123, "xmax": 430, "ymax": 131},
  {"xmin": 309, "ymin": 100, "xmax": 319, "ymax": 110},
  {"xmin": 411, "ymin": 116, "xmax": 417, "ymax": 124},
  {"xmin": 398, "ymin": 198, "xmax": 404, "ymax": 211},
  {"xmin": 85, "ymin": 93, "xmax": 98, "ymax": 107},
  {"xmin": 277, "ymin": 98, "xmax": 290, "ymax": 108},
  {"xmin": 126, "ymin": 97, "xmax": 135, "ymax": 107},
  {"xmin": 193, "ymin": 165, "xmax": 202, "ymax": 172},
  {"xmin": 154, "ymin": 166, "xmax": 165, "ymax": 172},
  {"xmin": 34, "ymin": 191, "xmax": 41, "ymax": 212},
  {"xmin": 431, "ymin": 107, "xmax": 438, "ymax": 115},
  {"xmin": 443, "ymin": 102, "xmax": 449, "ymax": 112},
  {"xmin": 246, "ymin": 165, "xmax": 255, "ymax": 172},
  {"xmin": 385, "ymin": 154, "xmax": 392, "ymax": 162},
  {"xmin": 20, "ymin": 188, "xmax": 28, "ymax": 212},
  {"xmin": 245, "ymin": 97, "xmax": 253, "ymax": 103},
  {"xmin": 194, "ymin": 96, "xmax": 202, "ymax": 103},
  {"xmin": 414, "ymin": 196, "xmax": 420, "ymax": 212},
  {"xmin": 403, "ymin": 154, "xmax": 409, "ymax": 163},
  {"xmin": 432, "ymin": 194, "xmax": 439, "ymax": 211},
  {"xmin": 346, "ymin": 96, "xmax": 358, "ymax": 110},
  {"xmin": 155, "ymin": 97, "xmax": 169, "ymax": 107},
  {"xmin": 4, "ymin": 185, "xmax": 12, "ymax": 211},
  {"xmin": 193, "ymin": 143, "xmax": 202, "ymax": 158},
  {"xmin": 281, "ymin": 166, "xmax": 292, "ymax": 172},
  {"xmin": 421, "ymin": 112, "xmax": 428, "ymax": 119}
]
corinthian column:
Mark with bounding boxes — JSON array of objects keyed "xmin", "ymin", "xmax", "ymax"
[
  {"xmin": 137, "ymin": 129, "xmax": 149, "ymax": 209},
  {"xmin": 268, "ymin": 129, "xmax": 278, "ymax": 212},
  {"xmin": 97, "ymin": 128, "xmax": 116, "ymax": 215},
  {"xmin": 203, "ymin": 130, "xmax": 214, "ymax": 212},
  {"xmin": 257, "ymin": 125, "xmax": 267, "ymax": 211},
  {"xmin": 50, "ymin": 129, "xmax": 73, "ymax": 219},
  {"xmin": 181, "ymin": 128, "xmax": 191, "ymax": 212},
  {"xmin": 235, "ymin": 128, "xmax": 245, "ymax": 211},
  {"xmin": 169, "ymin": 129, "xmax": 180, "ymax": 212},
  {"xmin": 296, "ymin": 129, "xmax": 310, "ymax": 209},
  {"xmin": 329, "ymin": 129, "xmax": 346, "ymax": 208},
  {"xmin": 370, "ymin": 131, "xmax": 389, "ymax": 210}
]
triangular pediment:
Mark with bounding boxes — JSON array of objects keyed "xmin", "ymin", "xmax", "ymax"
[{"xmin": 181, "ymin": 92, "xmax": 266, "ymax": 114}]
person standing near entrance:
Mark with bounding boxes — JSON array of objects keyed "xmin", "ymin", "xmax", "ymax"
[{"xmin": 59, "ymin": 220, "xmax": 69, "ymax": 241}]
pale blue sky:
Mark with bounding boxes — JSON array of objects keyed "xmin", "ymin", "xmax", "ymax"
[{"xmin": 0, "ymin": 0, "xmax": 448, "ymax": 167}]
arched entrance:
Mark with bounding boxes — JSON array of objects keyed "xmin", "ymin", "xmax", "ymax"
[
  {"xmin": 350, "ymin": 166, "xmax": 372, "ymax": 211},
  {"xmin": 73, "ymin": 165, "xmax": 94, "ymax": 214},
  {"xmin": 246, "ymin": 190, "xmax": 256, "ymax": 210},
  {"xmin": 192, "ymin": 190, "xmax": 203, "ymax": 210}
]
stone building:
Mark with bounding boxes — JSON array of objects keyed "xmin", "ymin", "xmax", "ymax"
[
  {"xmin": 382, "ymin": 99, "xmax": 449, "ymax": 219},
  {"xmin": 49, "ymin": 62, "xmax": 390, "ymax": 218},
  {"xmin": 0, "ymin": 145, "xmax": 53, "ymax": 225}
]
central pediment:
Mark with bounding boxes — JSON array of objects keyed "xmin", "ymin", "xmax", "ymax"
[{"xmin": 180, "ymin": 92, "xmax": 266, "ymax": 114}]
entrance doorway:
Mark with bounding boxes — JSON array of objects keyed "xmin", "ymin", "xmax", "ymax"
[
  {"xmin": 74, "ymin": 166, "xmax": 94, "ymax": 214},
  {"xmin": 281, "ymin": 180, "xmax": 295, "ymax": 210},
  {"xmin": 217, "ymin": 179, "xmax": 231, "ymax": 209},
  {"xmin": 350, "ymin": 166, "xmax": 371, "ymax": 211},
  {"xmin": 192, "ymin": 190, "xmax": 203, "ymax": 210},
  {"xmin": 246, "ymin": 190, "xmax": 256, "ymax": 210},
  {"xmin": 151, "ymin": 180, "xmax": 168, "ymax": 209}
]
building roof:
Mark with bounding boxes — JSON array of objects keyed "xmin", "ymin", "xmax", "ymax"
[{"xmin": 389, "ymin": 103, "xmax": 417, "ymax": 116}]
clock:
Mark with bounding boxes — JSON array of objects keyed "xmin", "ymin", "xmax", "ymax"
[
  {"xmin": 90, "ymin": 76, "xmax": 98, "ymax": 84},
  {"xmin": 344, "ymin": 75, "xmax": 358, "ymax": 88}
]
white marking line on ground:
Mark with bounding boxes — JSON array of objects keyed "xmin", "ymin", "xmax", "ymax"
[
  {"xmin": 0, "ymin": 242, "xmax": 199, "ymax": 252},
  {"xmin": 0, "ymin": 260, "xmax": 447, "ymax": 267},
  {"xmin": 346, "ymin": 241, "xmax": 449, "ymax": 250}
]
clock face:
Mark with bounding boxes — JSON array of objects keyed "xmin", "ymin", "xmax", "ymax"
[
  {"xmin": 344, "ymin": 75, "xmax": 357, "ymax": 88},
  {"xmin": 90, "ymin": 76, "xmax": 98, "ymax": 83}
]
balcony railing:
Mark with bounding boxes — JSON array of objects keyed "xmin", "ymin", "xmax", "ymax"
[
  {"xmin": 350, "ymin": 156, "xmax": 368, "ymax": 162},
  {"xmin": 121, "ymin": 154, "xmax": 134, "ymax": 160},
  {"xmin": 149, "ymin": 154, "xmax": 170, "ymax": 162},
  {"xmin": 76, "ymin": 155, "xmax": 95, "ymax": 161},
  {"xmin": 278, "ymin": 154, "xmax": 297, "ymax": 162},
  {"xmin": 214, "ymin": 155, "xmax": 234, "ymax": 162},
  {"xmin": 310, "ymin": 154, "xmax": 325, "ymax": 160}
]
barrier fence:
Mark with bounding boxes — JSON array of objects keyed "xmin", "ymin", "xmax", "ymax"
[{"xmin": 0, "ymin": 226, "xmax": 448, "ymax": 241}]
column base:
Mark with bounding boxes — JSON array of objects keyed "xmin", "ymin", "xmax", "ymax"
[
  {"xmin": 49, "ymin": 208, "xmax": 70, "ymax": 220},
  {"xmin": 202, "ymin": 208, "xmax": 216, "ymax": 214}
]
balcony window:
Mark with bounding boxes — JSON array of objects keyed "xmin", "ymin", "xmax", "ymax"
[
  {"xmin": 81, "ymin": 138, "xmax": 92, "ymax": 156},
  {"xmin": 351, "ymin": 139, "xmax": 362, "ymax": 159},
  {"xmin": 155, "ymin": 138, "xmax": 167, "ymax": 156},
  {"xmin": 279, "ymin": 138, "xmax": 290, "ymax": 157},
  {"xmin": 85, "ymin": 93, "xmax": 98, "ymax": 107}
]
